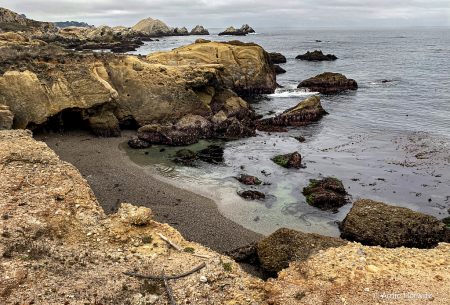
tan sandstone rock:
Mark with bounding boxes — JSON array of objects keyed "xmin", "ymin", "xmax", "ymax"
[{"xmin": 118, "ymin": 203, "xmax": 154, "ymax": 225}]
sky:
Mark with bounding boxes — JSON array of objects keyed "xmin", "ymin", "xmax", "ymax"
[{"xmin": 2, "ymin": 0, "xmax": 450, "ymax": 29}]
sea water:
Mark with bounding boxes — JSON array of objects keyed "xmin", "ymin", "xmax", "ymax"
[{"xmin": 123, "ymin": 27, "xmax": 450, "ymax": 236}]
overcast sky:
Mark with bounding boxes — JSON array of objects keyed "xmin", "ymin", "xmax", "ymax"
[{"xmin": 2, "ymin": 0, "xmax": 449, "ymax": 29}]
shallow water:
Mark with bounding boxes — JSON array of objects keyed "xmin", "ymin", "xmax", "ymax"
[{"xmin": 123, "ymin": 27, "xmax": 450, "ymax": 236}]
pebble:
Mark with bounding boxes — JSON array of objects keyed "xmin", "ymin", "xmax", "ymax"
[
  {"xmin": 199, "ymin": 276, "xmax": 207, "ymax": 283},
  {"xmin": 364, "ymin": 288, "xmax": 370, "ymax": 292},
  {"xmin": 239, "ymin": 284, "xmax": 244, "ymax": 290}
]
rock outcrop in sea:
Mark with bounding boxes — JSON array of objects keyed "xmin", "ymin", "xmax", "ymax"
[
  {"xmin": 296, "ymin": 50, "xmax": 338, "ymax": 61},
  {"xmin": 190, "ymin": 25, "xmax": 209, "ymax": 35},
  {"xmin": 297, "ymin": 72, "xmax": 358, "ymax": 93},
  {"xmin": 339, "ymin": 199, "xmax": 450, "ymax": 248},
  {"xmin": 268, "ymin": 52, "xmax": 286, "ymax": 64},
  {"xmin": 218, "ymin": 24, "xmax": 255, "ymax": 36},
  {"xmin": 147, "ymin": 40, "xmax": 276, "ymax": 96},
  {"xmin": 302, "ymin": 177, "xmax": 348, "ymax": 211}
]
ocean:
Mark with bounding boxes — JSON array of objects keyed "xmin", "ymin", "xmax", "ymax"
[{"xmin": 123, "ymin": 27, "xmax": 450, "ymax": 236}]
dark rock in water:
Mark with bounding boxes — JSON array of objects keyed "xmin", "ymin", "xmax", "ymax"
[
  {"xmin": 190, "ymin": 25, "xmax": 209, "ymax": 35},
  {"xmin": 381, "ymin": 80, "xmax": 391, "ymax": 83},
  {"xmin": 218, "ymin": 24, "xmax": 255, "ymax": 36},
  {"xmin": 128, "ymin": 138, "xmax": 151, "ymax": 149},
  {"xmin": 236, "ymin": 174, "xmax": 262, "ymax": 185},
  {"xmin": 173, "ymin": 149, "xmax": 199, "ymax": 165},
  {"xmin": 295, "ymin": 136, "xmax": 306, "ymax": 142},
  {"xmin": 297, "ymin": 72, "xmax": 358, "ymax": 94},
  {"xmin": 271, "ymin": 151, "xmax": 302, "ymax": 168},
  {"xmin": 442, "ymin": 217, "xmax": 450, "ymax": 227},
  {"xmin": 256, "ymin": 228, "xmax": 347, "ymax": 273},
  {"xmin": 273, "ymin": 65, "xmax": 286, "ymax": 74},
  {"xmin": 239, "ymin": 190, "xmax": 266, "ymax": 200},
  {"xmin": 295, "ymin": 50, "xmax": 337, "ymax": 61},
  {"xmin": 302, "ymin": 177, "xmax": 347, "ymax": 211},
  {"xmin": 339, "ymin": 199, "xmax": 450, "ymax": 248},
  {"xmin": 198, "ymin": 145, "xmax": 224, "ymax": 163},
  {"xmin": 269, "ymin": 52, "xmax": 286, "ymax": 64},
  {"xmin": 258, "ymin": 95, "xmax": 327, "ymax": 128}
]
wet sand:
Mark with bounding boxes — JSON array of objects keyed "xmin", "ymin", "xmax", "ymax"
[{"xmin": 34, "ymin": 130, "xmax": 264, "ymax": 253}]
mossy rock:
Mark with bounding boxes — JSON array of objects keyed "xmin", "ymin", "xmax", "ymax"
[
  {"xmin": 239, "ymin": 190, "xmax": 265, "ymax": 200},
  {"xmin": 271, "ymin": 151, "xmax": 302, "ymax": 168},
  {"xmin": 236, "ymin": 174, "xmax": 262, "ymax": 185},
  {"xmin": 302, "ymin": 177, "xmax": 347, "ymax": 211}
]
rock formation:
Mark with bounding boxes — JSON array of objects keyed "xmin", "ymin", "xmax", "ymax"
[
  {"xmin": 0, "ymin": 105, "xmax": 13, "ymax": 130},
  {"xmin": 173, "ymin": 26, "xmax": 189, "ymax": 35},
  {"xmin": 273, "ymin": 65, "xmax": 286, "ymax": 74},
  {"xmin": 55, "ymin": 21, "xmax": 94, "ymax": 28},
  {"xmin": 256, "ymin": 228, "xmax": 347, "ymax": 273},
  {"xmin": 297, "ymin": 72, "xmax": 358, "ymax": 93},
  {"xmin": 258, "ymin": 95, "xmax": 328, "ymax": 128},
  {"xmin": 339, "ymin": 199, "xmax": 450, "ymax": 248},
  {"xmin": 271, "ymin": 151, "xmax": 302, "ymax": 168},
  {"xmin": 147, "ymin": 40, "xmax": 276, "ymax": 96},
  {"xmin": 218, "ymin": 24, "xmax": 255, "ymax": 36},
  {"xmin": 131, "ymin": 17, "xmax": 173, "ymax": 36},
  {"xmin": 190, "ymin": 25, "xmax": 209, "ymax": 35},
  {"xmin": 296, "ymin": 50, "xmax": 338, "ymax": 61},
  {"xmin": 302, "ymin": 177, "xmax": 348, "ymax": 211},
  {"xmin": 269, "ymin": 52, "xmax": 286, "ymax": 64},
  {"xmin": 0, "ymin": 7, "xmax": 59, "ymax": 35}
]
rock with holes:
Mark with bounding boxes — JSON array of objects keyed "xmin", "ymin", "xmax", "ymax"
[{"xmin": 118, "ymin": 203, "xmax": 154, "ymax": 226}]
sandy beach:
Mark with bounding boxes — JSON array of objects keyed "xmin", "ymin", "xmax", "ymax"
[{"xmin": 34, "ymin": 130, "xmax": 264, "ymax": 254}]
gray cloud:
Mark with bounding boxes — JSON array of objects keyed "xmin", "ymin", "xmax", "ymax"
[{"xmin": 2, "ymin": 0, "xmax": 449, "ymax": 28}]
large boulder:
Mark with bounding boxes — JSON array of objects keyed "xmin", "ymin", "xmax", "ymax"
[
  {"xmin": 257, "ymin": 228, "xmax": 347, "ymax": 273},
  {"xmin": 302, "ymin": 177, "xmax": 348, "ymax": 211},
  {"xmin": 258, "ymin": 95, "xmax": 327, "ymax": 127},
  {"xmin": 297, "ymin": 72, "xmax": 358, "ymax": 94},
  {"xmin": 339, "ymin": 199, "xmax": 450, "ymax": 248},
  {"xmin": 190, "ymin": 25, "xmax": 209, "ymax": 35},
  {"xmin": 147, "ymin": 41, "xmax": 276, "ymax": 96},
  {"xmin": 173, "ymin": 27, "xmax": 189, "ymax": 35},
  {"xmin": 0, "ymin": 105, "xmax": 14, "ymax": 130},
  {"xmin": 131, "ymin": 17, "xmax": 173, "ymax": 36},
  {"xmin": 269, "ymin": 52, "xmax": 286, "ymax": 64},
  {"xmin": 296, "ymin": 50, "xmax": 338, "ymax": 61}
]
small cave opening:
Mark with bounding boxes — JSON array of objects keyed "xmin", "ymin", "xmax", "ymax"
[
  {"xmin": 119, "ymin": 117, "xmax": 140, "ymax": 130},
  {"xmin": 31, "ymin": 108, "xmax": 91, "ymax": 134}
]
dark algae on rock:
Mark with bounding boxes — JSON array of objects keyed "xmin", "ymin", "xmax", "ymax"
[
  {"xmin": 271, "ymin": 151, "xmax": 302, "ymax": 168},
  {"xmin": 236, "ymin": 174, "xmax": 262, "ymax": 185},
  {"xmin": 302, "ymin": 177, "xmax": 348, "ymax": 211},
  {"xmin": 339, "ymin": 199, "xmax": 450, "ymax": 248},
  {"xmin": 238, "ymin": 190, "xmax": 266, "ymax": 200},
  {"xmin": 295, "ymin": 50, "xmax": 338, "ymax": 61}
]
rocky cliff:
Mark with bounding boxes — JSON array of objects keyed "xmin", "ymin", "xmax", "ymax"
[
  {"xmin": 0, "ymin": 7, "xmax": 59, "ymax": 35},
  {"xmin": 147, "ymin": 40, "xmax": 276, "ymax": 95}
]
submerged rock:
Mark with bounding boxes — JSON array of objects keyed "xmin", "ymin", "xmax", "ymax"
[
  {"xmin": 302, "ymin": 177, "xmax": 348, "ymax": 211},
  {"xmin": 236, "ymin": 174, "xmax": 262, "ymax": 185},
  {"xmin": 296, "ymin": 50, "xmax": 337, "ymax": 61},
  {"xmin": 271, "ymin": 151, "xmax": 302, "ymax": 168},
  {"xmin": 256, "ymin": 228, "xmax": 347, "ymax": 273},
  {"xmin": 269, "ymin": 52, "xmax": 287, "ymax": 64},
  {"xmin": 239, "ymin": 190, "xmax": 266, "ymax": 200},
  {"xmin": 258, "ymin": 95, "xmax": 327, "ymax": 127},
  {"xmin": 339, "ymin": 199, "xmax": 450, "ymax": 248},
  {"xmin": 128, "ymin": 138, "xmax": 151, "ymax": 149},
  {"xmin": 198, "ymin": 145, "xmax": 224, "ymax": 163},
  {"xmin": 297, "ymin": 72, "xmax": 358, "ymax": 94},
  {"xmin": 174, "ymin": 149, "xmax": 199, "ymax": 165}
]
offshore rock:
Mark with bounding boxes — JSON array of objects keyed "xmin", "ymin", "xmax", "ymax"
[
  {"xmin": 302, "ymin": 177, "xmax": 348, "ymax": 211},
  {"xmin": 239, "ymin": 24, "xmax": 255, "ymax": 34},
  {"xmin": 0, "ymin": 105, "xmax": 14, "ymax": 130},
  {"xmin": 131, "ymin": 17, "xmax": 173, "ymax": 36},
  {"xmin": 297, "ymin": 72, "xmax": 358, "ymax": 93},
  {"xmin": 173, "ymin": 27, "xmax": 189, "ymax": 35},
  {"xmin": 239, "ymin": 190, "xmax": 266, "ymax": 200},
  {"xmin": 147, "ymin": 41, "xmax": 276, "ymax": 96},
  {"xmin": 269, "ymin": 52, "xmax": 286, "ymax": 64},
  {"xmin": 296, "ymin": 50, "xmax": 338, "ymax": 61},
  {"xmin": 271, "ymin": 151, "xmax": 302, "ymax": 168},
  {"xmin": 118, "ymin": 203, "xmax": 154, "ymax": 226},
  {"xmin": 256, "ymin": 228, "xmax": 347, "ymax": 273},
  {"xmin": 190, "ymin": 25, "xmax": 209, "ymax": 35},
  {"xmin": 128, "ymin": 138, "xmax": 151, "ymax": 149},
  {"xmin": 273, "ymin": 65, "xmax": 286, "ymax": 74},
  {"xmin": 258, "ymin": 95, "xmax": 327, "ymax": 127},
  {"xmin": 218, "ymin": 24, "xmax": 255, "ymax": 36},
  {"xmin": 339, "ymin": 199, "xmax": 450, "ymax": 248}
]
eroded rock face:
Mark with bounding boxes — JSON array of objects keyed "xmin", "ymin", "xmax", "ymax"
[
  {"xmin": 258, "ymin": 95, "xmax": 327, "ymax": 128},
  {"xmin": 256, "ymin": 228, "xmax": 347, "ymax": 273},
  {"xmin": 297, "ymin": 72, "xmax": 358, "ymax": 93},
  {"xmin": 269, "ymin": 52, "xmax": 286, "ymax": 64},
  {"xmin": 147, "ymin": 41, "xmax": 276, "ymax": 96},
  {"xmin": 190, "ymin": 25, "xmax": 209, "ymax": 35},
  {"xmin": 296, "ymin": 50, "xmax": 338, "ymax": 61},
  {"xmin": 118, "ymin": 203, "xmax": 154, "ymax": 225},
  {"xmin": 0, "ymin": 105, "xmax": 14, "ymax": 130},
  {"xmin": 339, "ymin": 199, "xmax": 450, "ymax": 248}
]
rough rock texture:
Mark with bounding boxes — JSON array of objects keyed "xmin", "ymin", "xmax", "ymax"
[
  {"xmin": 0, "ymin": 7, "xmax": 27, "ymax": 25},
  {"xmin": 118, "ymin": 203, "xmax": 154, "ymax": 225},
  {"xmin": 240, "ymin": 24, "xmax": 255, "ymax": 34},
  {"xmin": 258, "ymin": 95, "xmax": 327, "ymax": 127},
  {"xmin": 236, "ymin": 174, "xmax": 262, "ymax": 185},
  {"xmin": 128, "ymin": 138, "xmax": 151, "ymax": 148},
  {"xmin": 0, "ymin": 104, "xmax": 13, "ymax": 130},
  {"xmin": 271, "ymin": 151, "xmax": 302, "ymax": 168},
  {"xmin": 0, "ymin": 7, "xmax": 59, "ymax": 35},
  {"xmin": 298, "ymin": 72, "xmax": 358, "ymax": 93},
  {"xmin": 273, "ymin": 65, "xmax": 286, "ymax": 74},
  {"xmin": 0, "ymin": 130, "xmax": 267, "ymax": 305},
  {"xmin": 147, "ymin": 41, "xmax": 276, "ymax": 96},
  {"xmin": 190, "ymin": 25, "xmax": 209, "ymax": 35},
  {"xmin": 131, "ymin": 17, "xmax": 173, "ymax": 36},
  {"xmin": 239, "ymin": 190, "xmax": 266, "ymax": 200},
  {"xmin": 302, "ymin": 177, "xmax": 348, "ymax": 211},
  {"xmin": 296, "ymin": 50, "xmax": 338, "ymax": 61},
  {"xmin": 195, "ymin": 38, "xmax": 211, "ymax": 43},
  {"xmin": 339, "ymin": 199, "xmax": 450, "ymax": 248},
  {"xmin": 173, "ymin": 26, "xmax": 189, "ymax": 35},
  {"xmin": 269, "ymin": 52, "xmax": 286, "ymax": 64},
  {"xmin": 256, "ymin": 228, "xmax": 347, "ymax": 273}
]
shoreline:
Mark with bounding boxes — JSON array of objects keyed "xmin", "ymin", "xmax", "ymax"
[{"xmin": 34, "ymin": 129, "xmax": 265, "ymax": 254}]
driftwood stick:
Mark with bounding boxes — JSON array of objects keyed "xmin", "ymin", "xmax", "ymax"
[
  {"xmin": 162, "ymin": 265, "xmax": 177, "ymax": 305},
  {"xmin": 26, "ymin": 174, "xmax": 37, "ymax": 188},
  {"xmin": 192, "ymin": 254, "xmax": 212, "ymax": 259},
  {"xmin": 159, "ymin": 233, "xmax": 181, "ymax": 251},
  {"xmin": 123, "ymin": 262, "xmax": 206, "ymax": 280}
]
